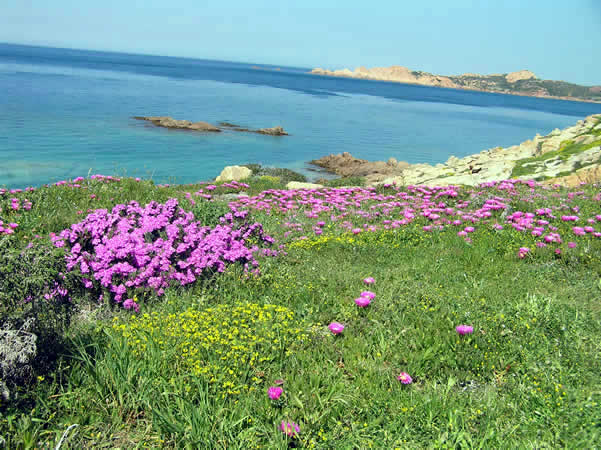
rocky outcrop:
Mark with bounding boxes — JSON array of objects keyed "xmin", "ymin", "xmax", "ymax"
[
  {"xmin": 505, "ymin": 70, "xmax": 537, "ymax": 83},
  {"xmin": 310, "ymin": 152, "xmax": 409, "ymax": 178},
  {"xmin": 309, "ymin": 114, "xmax": 601, "ymax": 187},
  {"xmin": 134, "ymin": 116, "xmax": 221, "ymax": 132},
  {"xmin": 215, "ymin": 166, "xmax": 252, "ymax": 182},
  {"xmin": 256, "ymin": 126, "xmax": 288, "ymax": 136},
  {"xmin": 311, "ymin": 66, "xmax": 458, "ymax": 88},
  {"xmin": 134, "ymin": 117, "xmax": 288, "ymax": 136}
]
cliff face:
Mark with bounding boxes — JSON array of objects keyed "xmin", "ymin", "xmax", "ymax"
[{"xmin": 310, "ymin": 66, "xmax": 601, "ymax": 102}]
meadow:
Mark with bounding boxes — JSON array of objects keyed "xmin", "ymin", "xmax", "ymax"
[{"xmin": 1, "ymin": 171, "xmax": 600, "ymax": 448}]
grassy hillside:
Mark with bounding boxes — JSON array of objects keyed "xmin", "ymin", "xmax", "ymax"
[{"xmin": 1, "ymin": 175, "xmax": 600, "ymax": 448}]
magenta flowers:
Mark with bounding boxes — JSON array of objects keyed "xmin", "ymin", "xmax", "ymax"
[
  {"xmin": 363, "ymin": 277, "xmax": 375, "ymax": 285},
  {"xmin": 456, "ymin": 325, "xmax": 474, "ymax": 335},
  {"xmin": 397, "ymin": 372, "xmax": 413, "ymax": 384},
  {"xmin": 360, "ymin": 291, "xmax": 376, "ymax": 300},
  {"xmin": 354, "ymin": 296, "xmax": 371, "ymax": 307},
  {"xmin": 280, "ymin": 421, "xmax": 300, "ymax": 437},
  {"xmin": 52, "ymin": 198, "xmax": 275, "ymax": 308},
  {"xmin": 268, "ymin": 386, "xmax": 283, "ymax": 400},
  {"xmin": 328, "ymin": 322, "xmax": 345, "ymax": 335}
]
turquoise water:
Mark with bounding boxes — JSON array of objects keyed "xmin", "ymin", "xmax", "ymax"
[{"xmin": 2, "ymin": 43, "xmax": 601, "ymax": 188}]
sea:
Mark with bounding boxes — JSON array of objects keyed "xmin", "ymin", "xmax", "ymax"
[{"xmin": 2, "ymin": 43, "xmax": 601, "ymax": 189}]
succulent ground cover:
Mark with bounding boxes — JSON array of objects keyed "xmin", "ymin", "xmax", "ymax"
[{"xmin": 0, "ymin": 174, "xmax": 600, "ymax": 448}]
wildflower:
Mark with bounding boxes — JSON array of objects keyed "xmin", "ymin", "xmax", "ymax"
[
  {"xmin": 328, "ymin": 322, "xmax": 345, "ymax": 335},
  {"xmin": 363, "ymin": 277, "xmax": 375, "ymax": 285},
  {"xmin": 355, "ymin": 296, "xmax": 371, "ymax": 307},
  {"xmin": 518, "ymin": 247, "xmax": 530, "ymax": 259},
  {"xmin": 360, "ymin": 291, "xmax": 376, "ymax": 300},
  {"xmin": 268, "ymin": 386, "xmax": 283, "ymax": 400},
  {"xmin": 456, "ymin": 325, "xmax": 473, "ymax": 335},
  {"xmin": 397, "ymin": 372, "xmax": 413, "ymax": 384},
  {"xmin": 568, "ymin": 242, "xmax": 577, "ymax": 248},
  {"xmin": 280, "ymin": 421, "xmax": 300, "ymax": 437}
]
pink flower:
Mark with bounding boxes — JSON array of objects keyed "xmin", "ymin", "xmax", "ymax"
[
  {"xmin": 280, "ymin": 421, "xmax": 300, "ymax": 437},
  {"xmin": 568, "ymin": 242, "xmax": 577, "ymax": 248},
  {"xmin": 455, "ymin": 325, "xmax": 473, "ymax": 335},
  {"xmin": 518, "ymin": 247, "xmax": 530, "ymax": 258},
  {"xmin": 360, "ymin": 291, "xmax": 376, "ymax": 300},
  {"xmin": 328, "ymin": 322, "xmax": 345, "ymax": 335},
  {"xmin": 397, "ymin": 372, "xmax": 413, "ymax": 384},
  {"xmin": 268, "ymin": 386, "xmax": 283, "ymax": 400},
  {"xmin": 363, "ymin": 277, "xmax": 375, "ymax": 285},
  {"xmin": 355, "ymin": 296, "xmax": 371, "ymax": 307}
]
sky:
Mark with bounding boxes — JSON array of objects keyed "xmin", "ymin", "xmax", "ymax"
[{"xmin": 1, "ymin": 0, "xmax": 600, "ymax": 85}]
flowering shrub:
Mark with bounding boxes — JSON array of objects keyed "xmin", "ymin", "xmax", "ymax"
[
  {"xmin": 112, "ymin": 303, "xmax": 306, "ymax": 396},
  {"xmin": 51, "ymin": 198, "xmax": 275, "ymax": 308}
]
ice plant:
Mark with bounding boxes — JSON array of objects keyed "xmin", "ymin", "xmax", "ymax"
[
  {"xmin": 397, "ymin": 372, "xmax": 413, "ymax": 384},
  {"xmin": 51, "ymin": 199, "xmax": 276, "ymax": 308},
  {"xmin": 280, "ymin": 421, "xmax": 300, "ymax": 437},
  {"xmin": 518, "ymin": 247, "xmax": 530, "ymax": 259},
  {"xmin": 360, "ymin": 291, "xmax": 376, "ymax": 300},
  {"xmin": 456, "ymin": 325, "xmax": 474, "ymax": 335},
  {"xmin": 363, "ymin": 277, "xmax": 375, "ymax": 284},
  {"xmin": 268, "ymin": 386, "xmax": 283, "ymax": 400},
  {"xmin": 354, "ymin": 296, "xmax": 371, "ymax": 307},
  {"xmin": 328, "ymin": 322, "xmax": 345, "ymax": 335}
]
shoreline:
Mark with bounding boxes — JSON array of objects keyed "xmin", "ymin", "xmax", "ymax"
[
  {"xmin": 309, "ymin": 69, "xmax": 601, "ymax": 104},
  {"xmin": 308, "ymin": 113, "xmax": 601, "ymax": 187}
]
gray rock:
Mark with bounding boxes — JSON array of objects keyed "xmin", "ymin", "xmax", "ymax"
[
  {"xmin": 215, "ymin": 166, "xmax": 252, "ymax": 182},
  {"xmin": 286, "ymin": 181, "xmax": 324, "ymax": 190}
]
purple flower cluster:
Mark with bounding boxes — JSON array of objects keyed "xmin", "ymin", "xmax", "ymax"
[{"xmin": 51, "ymin": 198, "xmax": 275, "ymax": 308}]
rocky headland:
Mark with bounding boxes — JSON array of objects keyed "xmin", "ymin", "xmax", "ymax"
[
  {"xmin": 311, "ymin": 114, "xmax": 601, "ymax": 187},
  {"xmin": 134, "ymin": 116, "xmax": 288, "ymax": 136},
  {"xmin": 311, "ymin": 66, "xmax": 601, "ymax": 103}
]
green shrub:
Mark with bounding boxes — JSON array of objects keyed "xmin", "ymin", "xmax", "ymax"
[
  {"xmin": 0, "ymin": 238, "xmax": 80, "ymax": 388},
  {"xmin": 243, "ymin": 164, "xmax": 307, "ymax": 184},
  {"xmin": 190, "ymin": 201, "xmax": 232, "ymax": 227}
]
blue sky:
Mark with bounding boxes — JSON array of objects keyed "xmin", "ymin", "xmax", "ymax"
[{"xmin": 2, "ymin": 0, "xmax": 600, "ymax": 85}]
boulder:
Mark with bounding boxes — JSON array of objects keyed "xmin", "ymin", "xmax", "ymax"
[
  {"xmin": 310, "ymin": 152, "xmax": 409, "ymax": 178},
  {"xmin": 215, "ymin": 166, "xmax": 252, "ymax": 182},
  {"xmin": 286, "ymin": 181, "xmax": 324, "ymax": 190}
]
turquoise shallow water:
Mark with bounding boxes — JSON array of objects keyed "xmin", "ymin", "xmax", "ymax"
[{"xmin": 2, "ymin": 43, "xmax": 601, "ymax": 188}]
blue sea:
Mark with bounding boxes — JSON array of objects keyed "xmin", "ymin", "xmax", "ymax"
[{"xmin": 2, "ymin": 43, "xmax": 601, "ymax": 189}]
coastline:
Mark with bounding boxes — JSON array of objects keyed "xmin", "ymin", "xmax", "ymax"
[
  {"xmin": 309, "ymin": 68, "xmax": 601, "ymax": 104},
  {"xmin": 309, "ymin": 113, "xmax": 601, "ymax": 187}
]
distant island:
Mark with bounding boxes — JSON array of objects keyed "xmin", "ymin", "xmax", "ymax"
[{"xmin": 310, "ymin": 66, "xmax": 601, "ymax": 103}]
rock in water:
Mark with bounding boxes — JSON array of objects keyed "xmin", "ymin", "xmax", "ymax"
[
  {"xmin": 134, "ymin": 116, "xmax": 221, "ymax": 132},
  {"xmin": 256, "ymin": 126, "xmax": 288, "ymax": 136},
  {"xmin": 215, "ymin": 166, "xmax": 252, "ymax": 182}
]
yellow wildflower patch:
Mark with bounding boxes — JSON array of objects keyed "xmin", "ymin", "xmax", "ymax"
[{"xmin": 112, "ymin": 303, "xmax": 306, "ymax": 396}]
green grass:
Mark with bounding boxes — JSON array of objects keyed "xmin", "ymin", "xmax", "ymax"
[{"xmin": 1, "ymin": 177, "xmax": 601, "ymax": 448}]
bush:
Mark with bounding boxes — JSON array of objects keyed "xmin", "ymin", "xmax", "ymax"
[
  {"xmin": 0, "ymin": 238, "xmax": 78, "ymax": 399},
  {"xmin": 51, "ymin": 199, "xmax": 276, "ymax": 309},
  {"xmin": 243, "ymin": 164, "xmax": 307, "ymax": 183},
  {"xmin": 191, "ymin": 201, "xmax": 232, "ymax": 228}
]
